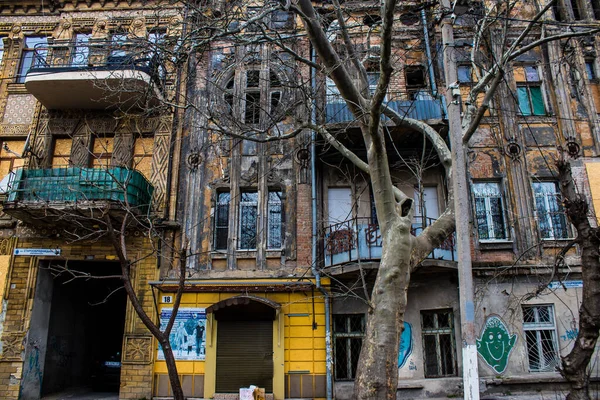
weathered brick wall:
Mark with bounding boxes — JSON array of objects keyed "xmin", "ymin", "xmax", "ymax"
[{"xmin": 0, "ymin": 236, "xmax": 158, "ymax": 400}]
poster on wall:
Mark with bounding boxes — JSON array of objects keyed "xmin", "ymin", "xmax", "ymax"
[{"xmin": 157, "ymin": 308, "xmax": 207, "ymax": 361}]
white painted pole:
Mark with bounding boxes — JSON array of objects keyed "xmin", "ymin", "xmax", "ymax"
[{"xmin": 438, "ymin": 2, "xmax": 481, "ymax": 399}]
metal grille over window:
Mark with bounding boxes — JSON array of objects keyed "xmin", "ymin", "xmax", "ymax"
[
  {"xmin": 532, "ymin": 182, "xmax": 569, "ymax": 239},
  {"xmin": 522, "ymin": 305, "xmax": 560, "ymax": 372},
  {"xmin": 239, "ymin": 191, "xmax": 258, "ymax": 249},
  {"xmin": 214, "ymin": 192, "xmax": 230, "ymax": 250},
  {"xmin": 334, "ymin": 314, "xmax": 365, "ymax": 381},
  {"xmin": 473, "ymin": 182, "xmax": 507, "ymax": 240},
  {"xmin": 421, "ymin": 309, "xmax": 457, "ymax": 378},
  {"xmin": 267, "ymin": 191, "xmax": 282, "ymax": 249}
]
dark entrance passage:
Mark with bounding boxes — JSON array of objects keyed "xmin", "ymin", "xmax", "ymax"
[
  {"xmin": 41, "ymin": 261, "xmax": 126, "ymax": 397},
  {"xmin": 214, "ymin": 300, "xmax": 275, "ymax": 392}
]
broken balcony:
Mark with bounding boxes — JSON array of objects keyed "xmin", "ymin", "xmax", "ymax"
[
  {"xmin": 24, "ymin": 40, "xmax": 165, "ymax": 110},
  {"xmin": 323, "ymin": 216, "xmax": 456, "ymax": 268},
  {"xmin": 1, "ymin": 167, "xmax": 154, "ymax": 227},
  {"xmin": 325, "ymin": 92, "xmax": 445, "ymax": 124}
]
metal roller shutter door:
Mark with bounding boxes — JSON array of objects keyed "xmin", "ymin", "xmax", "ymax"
[{"xmin": 216, "ymin": 320, "xmax": 273, "ymax": 392}]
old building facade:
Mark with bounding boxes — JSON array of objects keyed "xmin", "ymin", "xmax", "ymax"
[{"xmin": 0, "ymin": 0, "xmax": 598, "ymax": 399}]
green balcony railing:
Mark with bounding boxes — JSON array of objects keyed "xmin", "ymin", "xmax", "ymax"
[{"xmin": 6, "ymin": 167, "xmax": 154, "ymax": 214}]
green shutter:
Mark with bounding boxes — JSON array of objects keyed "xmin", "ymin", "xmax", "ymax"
[
  {"xmin": 530, "ymin": 86, "xmax": 545, "ymax": 115},
  {"xmin": 517, "ymin": 87, "xmax": 531, "ymax": 115}
]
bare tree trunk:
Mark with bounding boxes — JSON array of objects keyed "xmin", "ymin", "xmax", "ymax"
[
  {"xmin": 354, "ymin": 199, "xmax": 414, "ymax": 399},
  {"xmin": 557, "ymin": 160, "xmax": 600, "ymax": 400}
]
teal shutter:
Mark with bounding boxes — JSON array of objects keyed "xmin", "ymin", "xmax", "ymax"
[
  {"xmin": 530, "ymin": 86, "xmax": 545, "ymax": 115},
  {"xmin": 517, "ymin": 87, "xmax": 531, "ymax": 115}
]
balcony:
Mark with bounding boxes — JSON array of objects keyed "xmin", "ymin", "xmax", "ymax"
[
  {"xmin": 2, "ymin": 167, "xmax": 153, "ymax": 227},
  {"xmin": 24, "ymin": 40, "xmax": 165, "ymax": 110},
  {"xmin": 323, "ymin": 216, "xmax": 456, "ymax": 268},
  {"xmin": 325, "ymin": 93, "xmax": 445, "ymax": 124}
]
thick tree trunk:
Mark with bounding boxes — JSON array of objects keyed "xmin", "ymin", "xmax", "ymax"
[
  {"xmin": 558, "ymin": 161, "xmax": 600, "ymax": 400},
  {"xmin": 354, "ymin": 200, "xmax": 413, "ymax": 399}
]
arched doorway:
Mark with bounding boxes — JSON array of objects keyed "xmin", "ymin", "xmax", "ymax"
[{"xmin": 208, "ymin": 296, "xmax": 279, "ymax": 393}]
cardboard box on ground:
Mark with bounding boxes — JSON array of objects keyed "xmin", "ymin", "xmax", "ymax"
[{"xmin": 239, "ymin": 386, "xmax": 265, "ymax": 400}]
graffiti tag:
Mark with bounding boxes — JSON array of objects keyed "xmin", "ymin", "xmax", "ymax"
[{"xmin": 561, "ymin": 329, "xmax": 578, "ymax": 341}]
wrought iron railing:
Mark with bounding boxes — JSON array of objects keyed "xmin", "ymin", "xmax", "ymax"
[
  {"xmin": 28, "ymin": 40, "xmax": 166, "ymax": 90},
  {"xmin": 325, "ymin": 94, "xmax": 445, "ymax": 123},
  {"xmin": 4, "ymin": 167, "xmax": 154, "ymax": 214},
  {"xmin": 323, "ymin": 216, "xmax": 456, "ymax": 267}
]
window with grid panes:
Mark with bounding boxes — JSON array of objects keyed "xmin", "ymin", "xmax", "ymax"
[
  {"xmin": 334, "ymin": 314, "xmax": 365, "ymax": 380},
  {"xmin": 214, "ymin": 190, "xmax": 283, "ymax": 251},
  {"xmin": 522, "ymin": 305, "xmax": 560, "ymax": 372},
  {"xmin": 421, "ymin": 309, "xmax": 457, "ymax": 378},
  {"xmin": 532, "ymin": 181, "xmax": 570, "ymax": 239},
  {"xmin": 473, "ymin": 182, "xmax": 507, "ymax": 240},
  {"xmin": 214, "ymin": 192, "xmax": 231, "ymax": 250},
  {"xmin": 224, "ymin": 69, "xmax": 282, "ymax": 126},
  {"xmin": 17, "ymin": 36, "xmax": 47, "ymax": 83},
  {"xmin": 516, "ymin": 66, "xmax": 546, "ymax": 116}
]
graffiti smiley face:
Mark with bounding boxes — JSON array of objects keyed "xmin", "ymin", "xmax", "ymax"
[{"xmin": 476, "ymin": 316, "xmax": 517, "ymax": 374}]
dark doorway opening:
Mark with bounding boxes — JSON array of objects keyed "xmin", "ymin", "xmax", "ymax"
[
  {"xmin": 41, "ymin": 261, "xmax": 126, "ymax": 397},
  {"xmin": 214, "ymin": 301, "xmax": 275, "ymax": 393}
]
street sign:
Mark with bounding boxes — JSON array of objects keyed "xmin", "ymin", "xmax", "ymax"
[{"xmin": 13, "ymin": 248, "xmax": 61, "ymax": 256}]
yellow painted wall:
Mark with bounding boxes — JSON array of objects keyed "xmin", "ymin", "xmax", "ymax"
[
  {"xmin": 153, "ymin": 280, "xmax": 328, "ymax": 399},
  {"xmin": 586, "ymin": 162, "xmax": 600, "ymax": 221}
]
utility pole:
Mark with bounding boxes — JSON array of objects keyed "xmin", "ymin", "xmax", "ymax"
[{"xmin": 439, "ymin": 1, "xmax": 480, "ymax": 399}]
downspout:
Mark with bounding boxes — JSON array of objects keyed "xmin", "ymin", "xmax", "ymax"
[
  {"xmin": 311, "ymin": 46, "xmax": 333, "ymax": 400},
  {"xmin": 421, "ymin": 9, "xmax": 448, "ymax": 119}
]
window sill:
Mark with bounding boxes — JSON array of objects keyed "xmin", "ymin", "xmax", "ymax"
[
  {"xmin": 541, "ymin": 238, "xmax": 575, "ymax": 247},
  {"xmin": 210, "ymin": 250, "xmax": 283, "ymax": 259},
  {"xmin": 478, "ymin": 240, "xmax": 513, "ymax": 250}
]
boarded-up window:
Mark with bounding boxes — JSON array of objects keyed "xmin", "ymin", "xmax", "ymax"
[
  {"xmin": 133, "ymin": 137, "xmax": 153, "ymax": 179},
  {"xmin": 0, "ymin": 139, "xmax": 26, "ymax": 177},
  {"xmin": 91, "ymin": 135, "xmax": 113, "ymax": 168},
  {"xmin": 52, "ymin": 138, "xmax": 72, "ymax": 167}
]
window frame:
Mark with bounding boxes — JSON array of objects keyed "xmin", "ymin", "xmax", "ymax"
[
  {"xmin": 472, "ymin": 181, "xmax": 508, "ymax": 241},
  {"xmin": 457, "ymin": 64, "xmax": 472, "ymax": 84},
  {"xmin": 238, "ymin": 190, "xmax": 259, "ymax": 250},
  {"xmin": 522, "ymin": 304, "xmax": 560, "ymax": 372},
  {"xmin": 531, "ymin": 181, "xmax": 571, "ymax": 240},
  {"xmin": 333, "ymin": 314, "xmax": 365, "ymax": 381},
  {"xmin": 214, "ymin": 191, "xmax": 231, "ymax": 251},
  {"xmin": 421, "ymin": 309, "xmax": 457, "ymax": 378},
  {"xmin": 516, "ymin": 65, "xmax": 546, "ymax": 116},
  {"xmin": 213, "ymin": 189, "xmax": 284, "ymax": 252},
  {"xmin": 17, "ymin": 36, "xmax": 48, "ymax": 83}
]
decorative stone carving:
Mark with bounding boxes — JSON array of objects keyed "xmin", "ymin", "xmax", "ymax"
[
  {"xmin": 129, "ymin": 18, "xmax": 147, "ymax": 39},
  {"xmin": 54, "ymin": 19, "xmax": 73, "ymax": 42},
  {"xmin": 92, "ymin": 19, "xmax": 109, "ymax": 40},
  {"xmin": 123, "ymin": 335, "xmax": 153, "ymax": 364},
  {"xmin": 0, "ymin": 332, "xmax": 26, "ymax": 361}
]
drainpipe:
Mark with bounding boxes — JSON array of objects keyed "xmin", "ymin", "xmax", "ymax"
[
  {"xmin": 311, "ymin": 46, "xmax": 333, "ymax": 400},
  {"xmin": 421, "ymin": 9, "xmax": 448, "ymax": 119}
]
